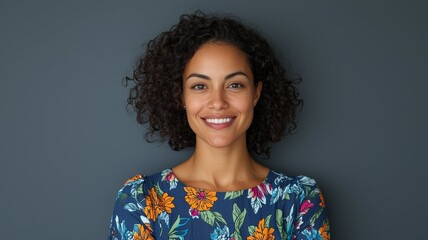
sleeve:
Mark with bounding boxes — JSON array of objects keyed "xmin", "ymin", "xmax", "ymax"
[
  {"xmin": 108, "ymin": 176, "xmax": 154, "ymax": 240},
  {"xmin": 292, "ymin": 176, "xmax": 330, "ymax": 240}
]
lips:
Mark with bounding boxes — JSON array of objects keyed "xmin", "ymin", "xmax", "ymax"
[
  {"xmin": 202, "ymin": 116, "xmax": 236, "ymax": 129},
  {"xmin": 205, "ymin": 117, "xmax": 233, "ymax": 124}
]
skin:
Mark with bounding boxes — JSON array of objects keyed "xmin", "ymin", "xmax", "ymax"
[{"xmin": 172, "ymin": 42, "xmax": 269, "ymax": 192}]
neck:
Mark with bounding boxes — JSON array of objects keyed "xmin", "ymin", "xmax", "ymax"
[
  {"xmin": 173, "ymin": 136, "xmax": 269, "ymax": 191},
  {"xmin": 193, "ymin": 139, "xmax": 252, "ymax": 174}
]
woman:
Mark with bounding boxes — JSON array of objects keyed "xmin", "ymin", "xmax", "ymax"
[{"xmin": 109, "ymin": 11, "xmax": 330, "ymax": 240}]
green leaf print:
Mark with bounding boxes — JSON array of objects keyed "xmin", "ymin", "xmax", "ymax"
[
  {"xmin": 275, "ymin": 209, "xmax": 287, "ymax": 239},
  {"xmin": 118, "ymin": 193, "xmax": 128, "ymax": 202},
  {"xmin": 236, "ymin": 209, "xmax": 246, "ymax": 230},
  {"xmin": 224, "ymin": 190, "xmax": 244, "ymax": 200},
  {"xmin": 308, "ymin": 188, "xmax": 320, "ymax": 198},
  {"xmin": 303, "ymin": 186, "xmax": 313, "ymax": 195},
  {"xmin": 213, "ymin": 211, "xmax": 227, "ymax": 225},
  {"xmin": 200, "ymin": 210, "xmax": 216, "ymax": 226},
  {"xmin": 232, "ymin": 204, "xmax": 241, "ymax": 222},
  {"xmin": 169, "ymin": 215, "xmax": 181, "ymax": 234},
  {"xmin": 232, "ymin": 203, "xmax": 247, "ymax": 237},
  {"xmin": 309, "ymin": 208, "xmax": 323, "ymax": 226},
  {"xmin": 231, "ymin": 231, "xmax": 243, "ymax": 240},
  {"xmin": 248, "ymin": 225, "xmax": 255, "ymax": 236},
  {"xmin": 169, "ymin": 215, "xmax": 189, "ymax": 239},
  {"xmin": 136, "ymin": 183, "xmax": 144, "ymax": 196},
  {"xmin": 264, "ymin": 215, "xmax": 272, "ymax": 227},
  {"xmin": 275, "ymin": 209, "xmax": 283, "ymax": 228},
  {"xmin": 154, "ymin": 183, "xmax": 164, "ymax": 196}
]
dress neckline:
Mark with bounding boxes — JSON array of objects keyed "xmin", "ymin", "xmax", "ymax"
[{"xmin": 166, "ymin": 168, "xmax": 273, "ymax": 193}]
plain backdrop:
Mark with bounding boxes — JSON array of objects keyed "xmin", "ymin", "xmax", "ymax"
[{"xmin": 1, "ymin": 0, "xmax": 427, "ymax": 239}]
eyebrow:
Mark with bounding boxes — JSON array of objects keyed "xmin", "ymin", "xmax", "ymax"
[{"xmin": 185, "ymin": 71, "xmax": 249, "ymax": 80}]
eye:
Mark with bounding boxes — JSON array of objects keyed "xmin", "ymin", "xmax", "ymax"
[
  {"xmin": 227, "ymin": 83, "xmax": 244, "ymax": 89},
  {"xmin": 191, "ymin": 84, "xmax": 207, "ymax": 90}
]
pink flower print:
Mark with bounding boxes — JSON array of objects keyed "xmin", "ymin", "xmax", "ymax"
[
  {"xmin": 161, "ymin": 169, "xmax": 178, "ymax": 190},
  {"xmin": 247, "ymin": 183, "xmax": 272, "ymax": 214},
  {"xmin": 197, "ymin": 191, "xmax": 205, "ymax": 200},
  {"xmin": 165, "ymin": 172, "xmax": 174, "ymax": 181},
  {"xmin": 299, "ymin": 200, "xmax": 314, "ymax": 215},
  {"xmin": 294, "ymin": 216, "xmax": 303, "ymax": 230},
  {"xmin": 189, "ymin": 208, "xmax": 200, "ymax": 219}
]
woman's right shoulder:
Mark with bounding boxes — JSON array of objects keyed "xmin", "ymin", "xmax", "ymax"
[
  {"xmin": 114, "ymin": 170, "xmax": 168, "ymax": 198},
  {"xmin": 114, "ymin": 174, "xmax": 146, "ymax": 199}
]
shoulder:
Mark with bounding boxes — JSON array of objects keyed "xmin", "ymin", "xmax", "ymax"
[
  {"xmin": 270, "ymin": 171, "xmax": 330, "ymax": 238},
  {"xmin": 115, "ymin": 169, "xmax": 176, "ymax": 198},
  {"xmin": 110, "ymin": 170, "xmax": 174, "ymax": 221},
  {"xmin": 267, "ymin": 171, "xmax": 330, "ymax": 238},
  {"xmin": 267, "ymin": 170, "xmax": 325, "ymax": 204},
  {"xmin": 268, "ymin": 170, "xmax": 318, "ymax": 188}
]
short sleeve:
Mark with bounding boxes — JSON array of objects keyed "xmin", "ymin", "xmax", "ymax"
[
  {"xmin": 292, "ymin": 176, "xmax": 330, "ymax": 240},
  {"xmin": 108, "ymin": 175, "xmax": 154, "ymax": 240}
]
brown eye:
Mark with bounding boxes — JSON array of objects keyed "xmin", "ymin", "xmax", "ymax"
[
  {"xmin": 191, "ymin": 84, "xmax": 207, "ymax": 90},
  {"xmin": 228, "ymin": 83, "xmax": 244, "ymax": 89}
]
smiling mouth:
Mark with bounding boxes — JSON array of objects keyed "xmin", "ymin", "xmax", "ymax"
[{"xmin": 205, "ymin": 118, "xmax": 233, "ymax": 124}]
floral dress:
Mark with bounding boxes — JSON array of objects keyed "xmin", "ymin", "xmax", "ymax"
[{"xmin": 108, "ymin": 169, "xmax": 330, "ymax": 240}]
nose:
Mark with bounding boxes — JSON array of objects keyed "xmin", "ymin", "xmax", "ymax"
[{"xmin": 208, "ymin": 88, "xmax": 228, "ymax": 110}]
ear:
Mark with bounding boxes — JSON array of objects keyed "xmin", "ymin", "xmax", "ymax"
[{"xmin": 253, "ymin": 81, "xmax": 263, "ymax": 107}]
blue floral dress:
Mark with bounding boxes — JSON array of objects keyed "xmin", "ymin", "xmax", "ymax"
[{"xmin": 108, "ymin": 169, "xmax": 330, "ymax": 240}]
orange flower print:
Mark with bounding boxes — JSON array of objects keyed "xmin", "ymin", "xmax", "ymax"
[
  {"xmin": 319, "ymin": 192, "xmax": 326, "ymax": 208},
  {"xmin": 125, "ymin": 174, "xmax": 143, "ymax": 185},
  {"xmin": 319, "ymin": 222, "xmax": 330, "ymax": 240},
  {"xmin": 247, "ymin": 218, "xmax": 275, "ymax": 240},
  {"xmin": 184, "ymin": 187, "xmax": 218, "ymax": 211},
  {"xmin": 143, "ymin": 187, "xmax": 175, "ymax": 221},
  {"xmin": 132, "ymin": 224, "xmax": 154, "ymax": 240}
]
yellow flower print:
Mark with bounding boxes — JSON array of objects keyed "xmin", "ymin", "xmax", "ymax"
[
  {"xmin": 247, "ymin": 218, "xmax": 275, "ymax": 240},
  {"xmin": 319, "ymin": 222, "xmax": 330, "ymax": 240},
  {"xmin": 184, "ymin": 187, "xmax": 218, "ymax": 211},
  {"xmin": 143, "ymin": 187, "xmax": 175, "ymax": 221},
  {"xmin": 319, "ymin": 192, "xmax": 326, "ymax": 208},
  {"xmin": 132, "ymin": 223, "xmax": 154, "ymax": 240}
]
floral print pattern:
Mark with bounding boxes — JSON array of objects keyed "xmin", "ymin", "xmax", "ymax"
[
  {"xmin": 108, "ymin": 169, "xmax": 330, "ymax": 239},
  {"xmin": 247, "ymin": 183, "xmax": 273, "ymax": 214},
  {"xmin": 132, "ymin": 224, "xmax": 154, "ymax": 240},
  {"xmin": 247, "ymin": 218, "xmax": 275, "ymax": 240},
  {"xmin": 143, "ymin": 187, "xmax": 175, "ymax": 221},
  {"xmin": 184, "ymin": 187, "xmax": 218, "ymax": 211}
]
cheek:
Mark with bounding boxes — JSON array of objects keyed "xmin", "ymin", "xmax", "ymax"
[
  {"xmin": 234, "ymin": 96, "xmax": 256, "ymax": 113},
  {"xmin": 184, "ymin": 99, "xmax": 203, "ymax": 117}
]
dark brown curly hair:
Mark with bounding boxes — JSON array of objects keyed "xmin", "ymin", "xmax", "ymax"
[{"xmin": 126, "ymin": 11, "xmax": 303, "ymax": 158}]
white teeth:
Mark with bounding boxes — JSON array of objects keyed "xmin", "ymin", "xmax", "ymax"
[{"xmin": 205, "ymin": 118, "xmax": 232, "ymax": 124}]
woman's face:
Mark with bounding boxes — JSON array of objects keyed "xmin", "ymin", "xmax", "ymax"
[{"xmin": 182, "ymin": 42, "xmax": 262, "ymax": 149}]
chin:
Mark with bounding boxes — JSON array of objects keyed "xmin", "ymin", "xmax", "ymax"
[
  {"xmin": 201, "ymin": 135, "xmax": 245, "ymax": 149},
  {"xmin": 207, "ymin": 141, "xmax": 234, "ymax": 149}
]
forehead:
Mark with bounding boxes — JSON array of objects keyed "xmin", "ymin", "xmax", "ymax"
[{"xmin": 183, "ymin": 42, "xmax": 252, "ymax": 78}]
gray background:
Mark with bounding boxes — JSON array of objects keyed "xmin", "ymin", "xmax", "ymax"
[{"xmin": 1, "ymin": 0, "xmax": 427, "ymax": 239}]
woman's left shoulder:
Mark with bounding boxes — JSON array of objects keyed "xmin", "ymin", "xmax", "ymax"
[{"xmin": 267, "ymin": 170, "xmax": 325, "ymax": 195}]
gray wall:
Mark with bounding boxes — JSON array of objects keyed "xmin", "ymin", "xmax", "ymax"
[{"xmin": 1, "ymin": 0, "xmax": 427, "ymax": 239}]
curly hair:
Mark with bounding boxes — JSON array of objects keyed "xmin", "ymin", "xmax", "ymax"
[{"xmin": 126, "ymin": 11, "xmax": 303, "ymax": 158}]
